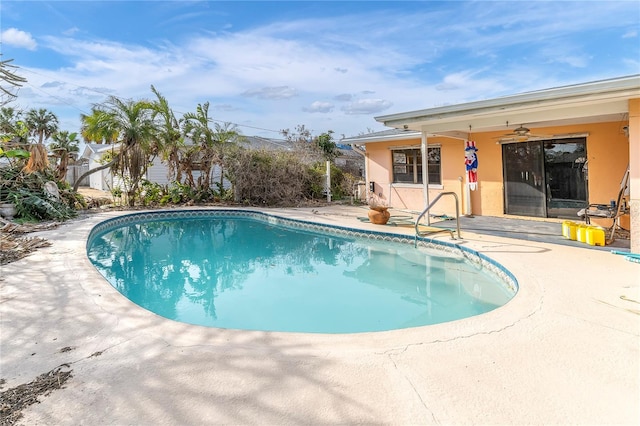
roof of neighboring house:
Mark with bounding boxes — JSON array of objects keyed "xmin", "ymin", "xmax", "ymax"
[
  {"xmin": 80, "ymin": 143, "xmax": 120, "ymax": 160},
  {"xmin": 241, "ymin": 136, "xmax": 295, "ymax": 151},
  {"xmin": 242, "ymin": 136, "xmax": 363, "ymax": 160},
  {"xmin": 336, "ymin": 144, "xmax": 365, "ymax": 160},
  {"xmin": 373, "ymin": 74, "xmax": 640, "ymax": 138}
]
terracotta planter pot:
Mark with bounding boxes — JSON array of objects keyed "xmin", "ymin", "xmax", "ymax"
[{"xmin": 368, "ymin": 207, "xmax": 390, "ymax": 225}]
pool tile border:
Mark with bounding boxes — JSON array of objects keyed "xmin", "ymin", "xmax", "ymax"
[{"xmin": 87, "ymin": 209, "xmax": 518, "ymax": 294}]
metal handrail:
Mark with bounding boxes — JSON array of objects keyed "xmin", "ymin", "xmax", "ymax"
[{"xmin": 414, "ymin": 191, "xmax": 461, "ymax": 244}]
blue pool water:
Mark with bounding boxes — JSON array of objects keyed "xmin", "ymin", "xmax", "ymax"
[{"xmin": 87, "ymin": 211, "xmax": 517, "ymax": 333}]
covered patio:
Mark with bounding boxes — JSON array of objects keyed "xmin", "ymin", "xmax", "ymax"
[{"xmin": 374, "ymin": 75, "xmax": 640, "ymax": 252}]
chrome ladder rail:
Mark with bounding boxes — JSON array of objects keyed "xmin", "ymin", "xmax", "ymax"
[{"xmin": 414, "ymin": 192, "xmax": 461, "ymax": 246}]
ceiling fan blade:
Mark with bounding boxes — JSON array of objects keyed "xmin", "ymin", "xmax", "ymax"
[{"xmin": 493, "ymin": 133, "xmax": 517, "ymax": 139}]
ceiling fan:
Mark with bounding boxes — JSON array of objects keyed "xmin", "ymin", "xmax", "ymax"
[{"xmin": 495, "ymin": 123, "xmax": 552, "ymax": 142}]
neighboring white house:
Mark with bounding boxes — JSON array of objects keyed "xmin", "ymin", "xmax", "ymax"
[
  {"xmin": 80, "ymin": 143, "xmax": 181, "ymax": 191},
  {"xmin": 80, "ymin": 136, "xmax": 365, "ymax": 191},
  {"xmin": 79, "ymin": 137, "xmax": 290, "ymax": 191},
  {"xmin": 80, "ymin": 144, "xmax": 119, "ymax": 191}
]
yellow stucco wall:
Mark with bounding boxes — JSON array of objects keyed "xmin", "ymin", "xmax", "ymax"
[
  {"xmin": 366, "ymin": 137, "xmax": 465, "ymax": 214},
  {"xmin": 581, "ymin": 121, "xmax": 630, "ymax": 229},
  {"xmin": 627, "ymin": 99, "xmax": 639, "ymax": 249},
  {"xmin": 365, "ymin": 121, "xmax": 630, "ymax": 221}
]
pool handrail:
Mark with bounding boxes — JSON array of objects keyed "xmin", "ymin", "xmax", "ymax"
[{"xmin": 414, "ymin": 192, "xmax": 461, "ymax": 245}]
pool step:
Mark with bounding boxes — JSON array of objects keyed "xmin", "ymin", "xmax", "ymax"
[{"xmin": 416, "ymin": 225, "xmax": 455, "ymax": 239}]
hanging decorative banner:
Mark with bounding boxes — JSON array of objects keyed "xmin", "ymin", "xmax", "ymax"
[{"xmin": 464, "ymin": 140, "xmax": 479, "ymax": 191}]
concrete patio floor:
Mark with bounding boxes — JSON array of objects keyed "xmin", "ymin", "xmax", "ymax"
[{"xmin": 1, "ymin": 205, "xmax": 638, "ymax": 425}]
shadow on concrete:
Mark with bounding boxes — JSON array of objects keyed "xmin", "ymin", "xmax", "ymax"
[
  {"xmin": 0, "ymin": 218, "xmax": 399, "ymax": 424},
  {"xmin": 428, "ymin": 215, "xmax": 630, "ymax": 251}
]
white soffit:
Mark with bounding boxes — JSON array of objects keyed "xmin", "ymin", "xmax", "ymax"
[{"xmin": 376, "ymin": 75, "xmax": 640, "ymax": 133}]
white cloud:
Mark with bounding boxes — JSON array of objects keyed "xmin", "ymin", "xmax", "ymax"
[
  {"xmin": 69, "ymin": 86, "xmax": 113, "ymax": 101},
  {"xmin": 1, "ymin": 28, "xmax": 37, "ymax": 50},
  {"xmin": 62, "ymin": 27, "xmax": 80, "ymax": 36},
  {"xmin": 303, "ymin": 101, "xmax": 334, "ymax": 113},
  {"xmin": 436, "ymin": 71, "xmax": 488, "ymax": 91},
  {"xmin": 5, "ymin": 1, "xmax": 637, "ymax": 139},
  {"xmin": 342, "ymin": 99, "xmax": 393, "ymax": 115},
  {"xmin": 622, "ymin": 57, "xmax": 640, "ymax": 70},
  {"xmin": 537, "ymin": 43, "xmax": 591, "ymax": 68},
  {"xmin": 556, "ymin": 55, "xmax": 591, "ymax": 68},
  {"xmin": 12, "ymin": 87, "xmax": 37, "ymax": 99},
  {"xmin": 334, "ymin": 94, "xmax": 353, "ymax": 102},
  {"xmin": 242, "ymin": 86, "xmax": 298, "ymax": 100},
  {"xmin": 41, "ymin": 81, "xmax": 66, "ymax": 88}
]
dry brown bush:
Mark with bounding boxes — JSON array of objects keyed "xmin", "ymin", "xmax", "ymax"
[{"xmin": 225, "ymin": 149, "xmax": 319, "ymax": 206}]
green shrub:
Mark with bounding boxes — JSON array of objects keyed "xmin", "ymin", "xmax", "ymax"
[
  {"xmin": 138, "ymin": 180, "xmax": 166, "ymax": 206},
  {"xmin": 1, "ymin": 164, "xmax": 78, "ymax": 221},
  {"xmin": 13, "ymin": 187, "xmax": 76, "ymax": 221}
]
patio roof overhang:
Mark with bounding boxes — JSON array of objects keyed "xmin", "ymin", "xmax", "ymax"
[{"xmin": 375, "ymin": 74, "xmax": 640, "ymax": 137}]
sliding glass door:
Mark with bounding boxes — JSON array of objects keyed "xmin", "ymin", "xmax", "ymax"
[
  {"xmin": 544, "ymin": 140, "xmax": 588, "ymax": 217},
  {"xmin": 503, "ymin": 142, "xmax": 546, "ymax": 217},
  {"xmin": 502, "ymin": 138, "xmax": 587, "ymax": 218}
]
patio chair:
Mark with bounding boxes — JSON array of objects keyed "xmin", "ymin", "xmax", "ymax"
[{"xmin": 578, "ymin": 165, "xmax": 630, "ymax": 244}]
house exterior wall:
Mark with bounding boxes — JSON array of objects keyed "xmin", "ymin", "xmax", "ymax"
[
  {"xmin": 87, "ymin": 156, "xmax": 113, "ymax": 191},
  {"xmin": 365, "ymin": 121, "xmax": 630, "ymax": 222},
  {"xmin": 366, "ymin": 136, "xmax": 466, "ymax": 214},
  {"xmin": 145, "ymin": 160, "xmax": 231, "ymax": 190},
  {"xmin": 469, "ymin": 134, "xmax": 503, "ymax": 216},
  {"xmin": 146, "ymin": 157, "xmax": 171, "ymax": 185},
  {"xmin": 579, "ymin": 121, "xmax": 630, "ymax": 229}
]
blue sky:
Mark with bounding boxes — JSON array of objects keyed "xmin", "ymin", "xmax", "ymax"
[{"xmin": 1, "ymin": 1, "xmax": 639, "ymax": 140}]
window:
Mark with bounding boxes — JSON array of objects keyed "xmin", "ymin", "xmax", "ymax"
[{"xmin": 392, "ymin": 147, "xmax": 441, "ymax": 185}]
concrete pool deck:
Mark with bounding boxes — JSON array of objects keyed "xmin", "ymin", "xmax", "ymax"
[{"xmin": 1, "ymin": 205, "xmax": 638, "ymax": 425}]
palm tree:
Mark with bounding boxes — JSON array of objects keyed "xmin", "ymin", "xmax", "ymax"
[
  {"xmin": 149, "ymin": 85, "xmax": 183, "ymax": 183},
  {"xmin": 0, "ymin": 107, "xmax": 20, "ymax": 135},
  {"xmin": 80, "ymin": 107, "xmax": 118, "ymax": 145},
  {"xmin": 49, "ymin": 131, "xmax": 80, "ymax": 180},
  {"xmin": 25, "ymin": 108, "xmax": 58, "ymax": 144},
  {"xmin": 182, "ymin": 102, "xmax": 216, "ymax": 190},
  {"xmin": 0, "ymin": 107, "xmax": 28, "ymax": 146},
  {"xmin": 22, "ymin": 108, "xmax": 57, "ymax": 173},
  {"xmin": 212, "ymin": 121, "xmax": 243, "ymax": 189},
  {"xmin": 98, "ymin": 96, "xmax": 159, "ymax": 206},
  {"xmin": 73, "ymin": 107, "xmax": 121, "ymax": 191},
  {"xmin": 0, "ymin": 56, "xmax": 27, "ymax": 106}
]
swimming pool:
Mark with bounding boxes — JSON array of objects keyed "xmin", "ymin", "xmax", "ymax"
[{"xmin": 86, "ymin": 210, "xmax": 517, "ymax": 333}]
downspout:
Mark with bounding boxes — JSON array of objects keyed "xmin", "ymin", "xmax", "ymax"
[{"xmin": 421, "ymin": 131, "xmax": 430, "ymax": 225}]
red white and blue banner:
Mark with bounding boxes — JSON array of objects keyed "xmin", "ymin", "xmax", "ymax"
[{"xmin": 464, "ymin": 140, "xmax": 478, "ymax": 191}]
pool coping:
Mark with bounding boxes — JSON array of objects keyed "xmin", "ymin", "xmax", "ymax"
[{"xmin": 1, "ymin": 205, "xmax": 638, "ymax": 425}]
